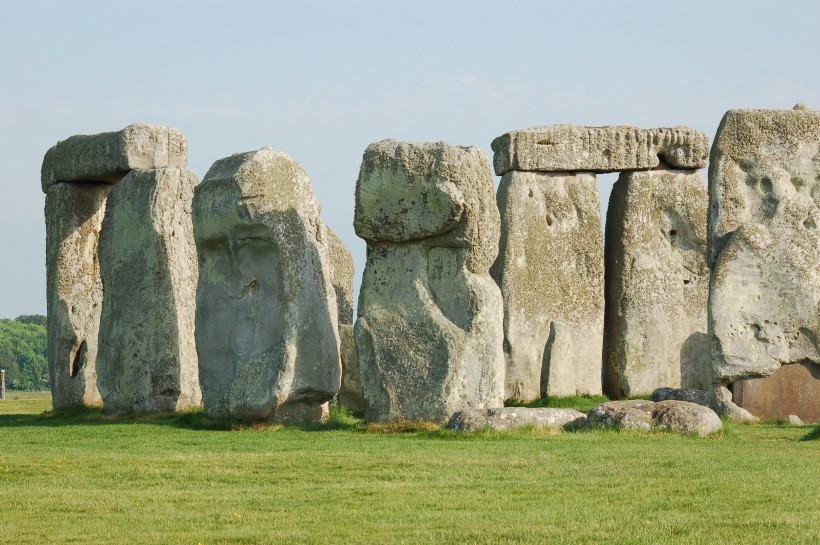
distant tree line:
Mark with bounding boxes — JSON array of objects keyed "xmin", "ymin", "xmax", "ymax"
[{"xmin": 0, "ymin": 315, "xmax": 48, "ymax": 391}]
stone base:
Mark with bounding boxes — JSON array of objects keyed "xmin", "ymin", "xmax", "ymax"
[
  {"xmin": 732, "ymin": 362, "xmax": 820, "ymax": 423},
  {"xmin": 269, "ymin": 402, "xmax": 330, "ymax": 425}
]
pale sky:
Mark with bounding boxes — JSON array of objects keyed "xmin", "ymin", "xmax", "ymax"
[{"xmin": 1, "ymin": 0, "xmax": 818, "ymax": 318}]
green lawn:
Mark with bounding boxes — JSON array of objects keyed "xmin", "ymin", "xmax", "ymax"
[{"xmin": 0, "ymin": 393, "xmax": 817, "ymax": 545}]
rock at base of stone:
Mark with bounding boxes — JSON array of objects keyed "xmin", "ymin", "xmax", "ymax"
[
  {"xmin": 354, "ymin": 140, "xmax": 504, "ymax": 423},
  {"xmin": 41, "ymin": 124, "xmax": 187, "ymax": 191},
  {"xmin": 709, "ymin": 385, "xmax": 758, "ymax": 423},
  {"xmin": 96, "ymin": 168, "xmax": 201, "ymax": 414},
  {"xmin": 194, "ymin": 148, "xmax": 341, "ymax": 421},
  {"xmin": 491, "ymin": 125, "xmax": 709, "ymax": 176},
  {"xmin": 447, "ymin": 407, "xmax": 586, "ymax": 431},
  {"xmin": 731, "ymin": 362, "xmax": 820, "ymax": 423},
  {"xmin": 492, "ymin": 171, "xmax": 604, "ymax": 401},
  {"xmin": 337, "ymin": 324, "xmax": 364, "ymax": 413},
  {"xmin": 45, "ymin": 182, "xmax": 111, "ymax": 409},
  {"xmin": 651, "ymin": 387, "xmax": 710, "ymax": 406},
  {"xmin": 787, "ymin": 415, "xmax": 805, "ymax": 426},
  {"xmin": 587, "ymin": 399, "xmax": 722, "ymax": 436},
  {"xmin": 270, "ymin": 402, "xmax": 329, "ymax": 425},
  {"xmin": 603, "ymin": 169, "xmax": 709, "ymax": 398}
]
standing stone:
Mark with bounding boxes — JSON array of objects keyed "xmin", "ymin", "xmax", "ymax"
[
  {"xmin": 44, "ymin": 183, "xmax": 110, "ymax": 409},
  {"xmin": 709, "ymin": 107, "xmax": 820, "ymax": 419},
  {"xmin": 42, "ymin": 124, "xmax": 189, "ymax": 410},
  {"xmin": 193, "ymin": 148, "xmax": 341, "ymax": 422},
  {"xmin": 354, "ymin": 140, "xmax": 504, "ymax": 423},
  {"xmin": 96, "ymin": 168, "xmax": 201, "ymax": 414},
  {"xmin": 732, "ymin": 362, "xmax": 820, "ymax": 423},
  {"xmin": 491, "ymin": 171, "xmax": 604, "ymax": 401},
  {"xmin": 491, "ymin": 125, "xmax": 709, "ymax": 176},
  {"xmin": 325, "ymin": 227, "xmax": 363, "ymax": 413},
  {"xmin": 604, "ymin": 169, "xmax": 710, "ymax": 398}
]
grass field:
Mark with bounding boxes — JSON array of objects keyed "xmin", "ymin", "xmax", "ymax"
[{"xmin": 0, "ymin": 393, "xmax": 817, "ymax": 545}]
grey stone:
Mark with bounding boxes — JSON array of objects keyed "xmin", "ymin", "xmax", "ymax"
[
  {"xmin": 587, "ymin": 399, "xmax": 722, "ymax": 435},
  {"xmin": 787, "ymin": 414, "xmax": 804, "ymax": 425},
  {"xmin": 491, "ymin": 171, "xmax": 604, "ymax": 401},
  {"xmin": 491, "ymin": 125, "xmax": 709, "ymax": 176},
  {"xmin": 41, "ymin": 124, "xmax": 187, "ymax": 191},
  {"xmin": 651, "ymin": 387, "xmax": 710, "ymax": 406},
  {"xmin": 44, "ymin": 182, "xmax": 110, "ymax": 409},
  {"xmin": 651, "ymin": 400, "xmax": 723, "ymax": 436},
  {"xmin": 96, "ymin": 168, "xmax": 201, "ymax": 414},
  {"xmin": 604, "ymin": 169, "xmax": 710, "ymax": 398},
  {"xmin": 708, "ymin": 108, "xmax": 820, "ymax": 418},
  {"xmin": 270, "ymin": 402, "xmax": 329, "ymax": 425},
  {"xmin": 354, "ymin": 140, "xmax": 504, "ymax": 423},
  {"xmin": 337, "ymin": 324, "xmax": 364, "ymax": 413},
  {"xmin": 448, "ymin": 407, "xmax": 587, "ymax": 431},
  {"xmin": 326, "ymin": 227, "xmax": 355, "ymax": 325},
  {"xmin": 193, "ymin": 148, "xmax": 341, "ymax": 421}
]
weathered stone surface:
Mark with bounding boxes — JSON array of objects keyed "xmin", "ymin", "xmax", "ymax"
[
  {"xmin": 732, "ymin": 362, "xmax": 820, "ymax": 423},
  {"xmin": 326, "ymin": 228, "xmax": 355, "ymax": 325},
  {"xmin": 448, "ymin": 407, "xmax": 586, "ymax": 431},
  {"xmin": 270, "ymin": 402, "xmax": 329, "ymax": 424},
  {"xmin": 41, "ymin": 124, "xmax": 187, "ymax": 191},
  {"xmin": 651, "ymin": 387, "xmax": 710, "ymax": 406},
  {"xmin": 708, "ymin": 108, "xmax": 820, "ymax": 417},
  {"xmin": 587, "ymin": 399, "xmax": 722, "ymax": 435},
  {"xmin": 491, "ymin": 125, "xmax": 709, "ymax": 176},
  {"xmin": 193, "ymin": 148, "xmax": 341, "ymax": 421},
  {"xmin": 603, "ymin": 169, "xmax": 710, "ymax": 398},
  {"xmin": 651, "ymin": 400, "xmax": 723, "ymax": 436},
  {"xmin": 491, "ymin": 171, "xmax": 603, "ymax": 401},
  {"xmin": 587, "ymin": 400, "xmax": 655, "ymax": 431},
  {"xmin": 337, "ymin": 324, "xmax": 364, "ymax": 413},
  {"xmin": 96, "ymin": 168, "xmax": 201, "ymax": 414},
  {"xmin": 45, "ymin": 182, "xmax": 110, "ymax": 409},
  {"xmin": 354, "ymin": 140, "xmax": 504, "ymax": 423}
]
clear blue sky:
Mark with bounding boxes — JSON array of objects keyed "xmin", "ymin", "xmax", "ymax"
[{"xmin": 1, "ymin": 0, "xmax": 818, "ymax": 318}]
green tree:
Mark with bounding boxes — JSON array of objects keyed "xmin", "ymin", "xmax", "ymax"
[{"xmin": 0, "ymin": 318, "xmax": 48, "ymax": 391}]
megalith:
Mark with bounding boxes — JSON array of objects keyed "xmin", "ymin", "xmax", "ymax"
[
  {"xmin": 96, "ymin": 167, "xmax": 201, "ymax": 414},
  {"xmin": 354, "ymin": 139, "xmax": 504, "ymax": 423},
  {"xmin": 42, "ymin": 124, "xmax": 188, "ymax": 410},
  {"xmin": 603, "ymin": 169, "xmax": 710, "ymax": 398},
  {"xmin": 193, "ymin": 148, "xmax": 341, "ymax": 422},
  {"xmin": 491, "ymin": 171, "xmax": 604, "ymax": 400},
  {"xmin": 708, "ymin": 106, "xmax": 820, "ymax": 422}
]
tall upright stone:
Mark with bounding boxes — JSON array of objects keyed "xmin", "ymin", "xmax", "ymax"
[
  {"xmin": 708, "ymin": 106, "xmax": 820, "ymax": 421},
  {"xmin": 492, "ymin": 171, "xmax": 604, "ymax": 400},
  {"xmin": 603, "ymin": 169, "xmax": 710, "ymax": 398},
  {"xmin": 96, "ymin": 167, "xmax": 201, "ymax": 414},
  {"xmin": 193, "ymin": 148, "xmax": 341, "ymax": 422},
  {"xmin": 42, "ymin": 124, "xmax": 188, "ymax": 410},
  {"xmin": 354, "ymin": 140, "xmax": 504, "ymax": 423}
]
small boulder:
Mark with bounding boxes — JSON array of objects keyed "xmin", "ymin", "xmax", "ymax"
[
  {"xmin": 448, "ymin": 407, "xmax": 587, "ymax": 432},
  {"xmin": 651, "ymin": 387, "xmax": 710, "ymax": 406},
  {"xmin": 586, "ymin": 400, "xmax": 655, "ymax": 431},
  {"xmin": 652, "ymin": 400, "xmax": 723, "ymax": 436}
]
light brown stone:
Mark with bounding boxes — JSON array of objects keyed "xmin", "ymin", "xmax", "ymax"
[{"xmin": 732, "ymin": 362, "xmax": 820, "ymax": 423}]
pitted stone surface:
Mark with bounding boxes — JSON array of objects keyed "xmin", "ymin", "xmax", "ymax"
[
  {"xmin": 708, "ymin": 108, "xmax": 820, "ymax": 418},
  {"xmin": 491, "ymin": 125, "xmax": 709, "ymax": 176},
  {"xmin": 354, "ymin": 140, "xmax": 504, "ymax": 423},
  {"xmin": 587, "ymin": 399, "xmax": 722, "ymax": 435},
  {"xmin": 193, "ymin": 149, "xmax": 341, "ymax": 421},
  {"xmin": 45, "ymin": 182, "xmax": 110, "ymax": 409},
  {"xmin": 448, "ymin": 407, "xmax": 586, "ymax": 431},
  {"xmin": 96, "ymin": 168, "xmax": 201, "ymax": 414},
  {"xmin": 41, "ymin": 124, "xmax": 187, "ymax": 191},
  {"xmin": 491, "ymin": 171, "xmax": 604, "ymax": 401},
  {"xmin": 604, "ymin": 169, "xmax": 710, "ymax": 398}
]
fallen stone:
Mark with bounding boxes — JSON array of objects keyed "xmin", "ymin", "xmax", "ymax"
[
  {"xmin": 44, "ymin": 182, "xmax": 110, "ymax": 409},
  {"xmin": 354, "ymin": 140, "xmax": 504, "ymax": 423},
  {"xmin": 732, "ymin": 362, "xmax": 820, "ymax": 423},
  {"xmin": 41, "ymin": 124, "xmax": 187, "ymax": 191},
  {"xmin": 651, "ymin": 387, "xmax": 710, "ymax": 406},
  {"xmin": 587, "ymin": 399, "xmax": 722, "ymax": 435},
  {"xmin": 604, "ymin": 169, "xmax": 710, "ymax": 397},
  {"xmin": 491, "ymin": 171, "xmax": 603, "ymax": 401},
  {"xmin": 651, "ymin": 400, "xmax": 723, "ymax": 436},
  {"xmin": 787, "ymin": 414, "xmax": 804, "ymax": 426},
  {"xmin": 491, "ymin": 125, "xmax": 709, "ymax": 176},
  {"xmin": 96, "ymin": 167, "xmax": 201, "ymax": 414},
  {"xmin": 448, "ymin": 407, "xmax": 587, "ymax": 431},
  {"xmin": 193, "ymin": 148, "xmax": 341, "ymax": 421},
  {"xmin": 708, "ymin": 107, "xmax": 820, "ymax": 418}
]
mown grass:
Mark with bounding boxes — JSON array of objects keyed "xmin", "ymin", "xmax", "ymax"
[{"xmin": 0, "ymin": 393, "xmax": 818, "ymax": 545}]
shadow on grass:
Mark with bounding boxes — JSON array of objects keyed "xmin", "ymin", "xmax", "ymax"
[{"xmin": 799, "ymin": 425, "xmax": 820, "ymax": 441}]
